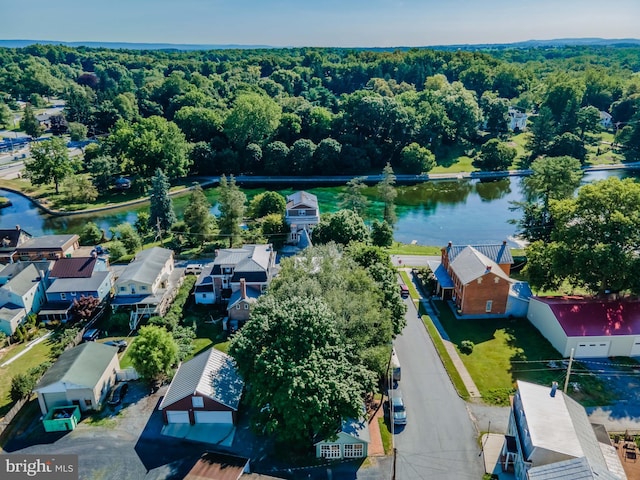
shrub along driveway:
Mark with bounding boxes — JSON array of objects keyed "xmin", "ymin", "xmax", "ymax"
[{"xmin": 432, "ymin": 299, "xmax": 614, "ymax": 406}]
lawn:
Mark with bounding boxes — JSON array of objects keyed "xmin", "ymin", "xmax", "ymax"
[
  {"xmin": 0, "ymin": 335, "xmax": 57, "ymax": 417},
  {"xmin": 432, "ymin": 299, "xmax": 613, "ymax": 407},
  {"xmin": 386, "ymin": 242, "xmax": 441, "ymax": 256}
]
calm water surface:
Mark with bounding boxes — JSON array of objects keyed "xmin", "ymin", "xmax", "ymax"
[{"xmin": 0, "ymin": 170, "xmax": 630, "ymax": 247}]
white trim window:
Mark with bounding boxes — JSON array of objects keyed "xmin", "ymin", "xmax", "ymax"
[
  {"xmin": 486, "ymin": 300, "xmax": 493, "ymax": 312},
  {"xmin": 192, "ymin": 396, "xmax": 204, "ymax": 408},
  {"xmin": 344, "ymin": 444, "xmax": 364, "ymax": 458},
  {"xmin": 320, "ymin": 444, "xmax": 341, "ymax": 459}
]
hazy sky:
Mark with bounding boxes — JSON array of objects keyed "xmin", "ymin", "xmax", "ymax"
[{"xmin": 4, "ymin": 0, "xmax": 639, "ymax": 47}]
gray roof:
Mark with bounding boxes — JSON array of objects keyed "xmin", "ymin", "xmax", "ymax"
[
  {"xmin": 446, "ymin": 243, "xmax": 513, "ymax": 265},
  {"xmin": 46, "ymin": 271, "xmax": 110, "ymax": 294},
  {"xmin": 450, "ymin": 246, "xmax": 512, "ymax": 285},
  {"xmin": 17, "ymin": 234, "xmax": 78, "ymax": 251},
  {"xmin": 286, "ymin": 190, "xmax": 318, "ymax": 209},
  {"xmin": 0, "ymin": 304, "xmax": 25, "ymax": 321},
  {"xmin": 527, "ymin": 456, "xmax": 619, "ymax": 480},
  {"xmin": 116, "ymin": 247, "xmax": 173, "ymax": 286},
  {"xmin": 0, "ymin": 263, "xmax": 43, "ymax": 296},
  {"xmin": 227, "ymin": 285, "xmax": 261, "ymax": 309},
  {"xmin": 516, "ymin": 381, "xmax": 607, "ymax": 470},
  {"xmin": 212, "ymin": 245, "xmax": 274, "ymax": 282},
  {"xmin": 159, "ymin": 347, "xmax": 244, "ymax": 411},
  {"xmin": 340, "ymin": 417, "xmax": 371, "ymax": 443},
  {"xmin": 35, "ymin": 342, "xmax": 118, "ymax": 390}
]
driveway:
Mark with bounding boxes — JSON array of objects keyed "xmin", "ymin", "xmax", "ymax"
[{"xmin": 393, "ymin": 296, "xmax": 485, "ymax": 479}]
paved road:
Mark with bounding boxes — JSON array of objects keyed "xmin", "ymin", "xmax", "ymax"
[{"xmin": 393, "ymin": 296, "xmax": 484, "ymax": 480}]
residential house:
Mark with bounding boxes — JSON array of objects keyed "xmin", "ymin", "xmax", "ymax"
[
  {"xmin": 34, "ymin": 342, "xmax": 120, "ymax": 414},
  {"xmin": 194, "ymin": 244, "xmax": 276, "ymax": 306},
  {"xmin": 159, "ymin": 347, "xmax": 243, "ymax": 431},
  {"xmin": 0, "ymin": 226, "xmax": 32, "ymax": 263},
  {"xmin": 503, "ymin": 380, "xmax": 625, "ymax": 479},
  {"xmin": 315, "ymin": 417, "xmax": 370, "ymax": 460},
  {"xmin": 0, "ymin": 263, "xmax": 46, "ymax": 335},
  {"xmin": 226, "ymin": 278, "xmax": 260, "ymax": 330},
  {"xmin": 599, "ymin": 111, "xmax": 613, "ymax": 129},
  {"xmin": 15, "ymin": 234, "xmax": 79, "ymax": 261},
  {"xmin": 527, "ymin": 296, "xmax": 640, "ymax": 358},
  {"xmin": 429, "ymin": 242, "xmax": 528, "ymax": 316},
  {"xmin": 183, "ymin": 452, "xmax": 283, "ymax": 480},
  {"xmin": 508, "ymin": 107, "xmax": 528, "ymax": 131},
  {"xmin": 285, "ymin": 191, "xmax": 320, "ymax": 245}
]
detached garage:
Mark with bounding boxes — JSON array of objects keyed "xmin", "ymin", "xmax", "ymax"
[
  {"xmin": 159, "ymin": 347, "xmax": 244, "ymax": 428},
  {"xmin": 527, "ymin": 296, "xmax": 640, "ymax": 358}
]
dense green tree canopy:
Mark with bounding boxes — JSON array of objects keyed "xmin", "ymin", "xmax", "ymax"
[
  {"xmin": 24, "ymin": 137, "xmax": 78, "ymax": 194},
  {"xmin": 129, "ymin": 325, "xmax": 178, "ymax": 381},
  {"xmin": 217, "ymin": 174, "xmax": 247, "ymax": 246},
  {"xmin": 148, "ymin": 168, "xmax": 176, "ymax": 234},
  {"xmin": 474, "ymin": 139, "xmax": 517, "ymax": 172},
  {"xmin": 312, "ymin": 209, "xmax": 370, "ymax": 246}
]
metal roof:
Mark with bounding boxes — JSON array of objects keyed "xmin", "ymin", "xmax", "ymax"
[
  {"xmin": 184, "ymin": 452, "xmax": 249, "ymax": 480},
  {"xmin": 527, "ymin": 456, "xmax": 620, "ymax": 480},
  {"xmin": 450, "ymin": 246, "xmax": 512, "ymax": 285},
  {"xmin": 427, "ymin": 260, "xmax": 454, "ymax": 289},
  {"xmin": 446, "ymin": 243, "xmax": 514, "ymax": 265},
  {"xmin": 46, "ymin": 271, "xmax": 110, "ymax": 294},
  {"xmin": 50, "ymin": 257, "xmax": 97, "ymax": 278},
  {"xmin": 159, "ymin": 347, "xmax": 244, "ymax": 411},
  {"xmin": 286, "ymin": 190, "xmax": 318, "ymax": 209},
  {"xmin": 35, "ymin": 342, "xmax": 118, "ymax": 390},
  {"xmin": 115, "ymin": 247, "xmax": 173, "ymax": 286},
  {"xmin": 212, "ymin": 245, "xmax": 273, "ymax": 281}
]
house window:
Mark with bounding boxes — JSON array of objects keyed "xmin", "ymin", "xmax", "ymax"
[
  {"xmin": 486, "ymin": 300, "xmax": 493, "ymax": 312},
  {"xmin": 202, "ymin": 294, "xmax": 207, "ymax": 298},
  {"xmin": 85, "ymin": 399, "xmax": 92, "ymax": 407},
  {"xmin": 244, "ymin": 304, "xmax": 249, "ymax": 310},
  {"xmin": 320, "ymin": 444, "xmax": 341, "ymax": 459},
  {"xmin": 344, "ymin": 444, "xmax": 364, "ymax": 458},
  {"xmin": 70, "ymin": 292, "xmax": 77, "ymax": 297},
  {"xmin": 60, "ymin": 293, "xmax": 66, "ymax": 300},
  {"xmin": 192, "ymin": 396, "xmax": 204, "ymax": 408},
  {"xmin": 299, "ymin": 209, "xmax": 306, "ymax": 216},
  {"xmin": 141, "ymin": 286, "xmax": 147, "ymax": 291},
  {"xmin": 477, "ymin": 278, "xmax": 482, "ymax": 284},
  {"xmin": 236, "ymin": 305, "xmax": 240, "ymax": 310},
  {"xmin": 119, "ymin": 286, "xmax": 126, "ymax": 292}
]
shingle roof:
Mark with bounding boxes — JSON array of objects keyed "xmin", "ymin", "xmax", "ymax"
[
  {"xmin": 46, "ymin": 271, "xmax": 110, "ymax": 294},
  {"xmin": 0, "ymin": 304, "xmax": 25, "ymax": 322},
  {"xmin": 286, "ymin": 190, "xmax": 318, "ymax": 209},
  {"xmin": 116, "ymin": 247, "xmax": 172, "ymax": 286},
  {"xmin": 0, "ymin": 264, "xmax": 43, "ymax": 296},
  {"xmin": 446, "ymin": 243, "xmax": 513, "ymax": 265},
  {"xmin": 535, "ymin": 296, "xmax": 640, "ymax": 337},
  {"xmin": 527, "ymin": 456, "xmax": 619, "ymax": 480},
  {"xmin": 50, "ymin": 257, "xmax": 97, "ymax": 278},
  {"xmin": 35, "ymin": 342, "xmax": 118, "ymax": 390},
  {"xmin": 211, "ymin": 245, "xmax": 273, "ymax": 282},
  {"xmin": 227, "ymin": 285, "xmax": 261, "ymax": 309},
  {"xmin": 17, "ymin": 234, "xmax": 78, "ymax": 252},
  {"xmin": 516, "ymin": 381, "xmax": 607, "ymax": 469},
  {"xmin": 159, "ymin": 347, "xmax": 243, "ymax": 411},
  {"xmin": 0, "ymin": 228, "xmax": 31, "ymax": 250},
  {"xmin": 450, "ymin": 246, "xmax": 512, "ymax": 285}
]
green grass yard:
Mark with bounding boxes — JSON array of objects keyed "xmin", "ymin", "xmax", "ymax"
[{"xmin": 432, "ymin": 299, "xmax": 614, "ymax": 406}]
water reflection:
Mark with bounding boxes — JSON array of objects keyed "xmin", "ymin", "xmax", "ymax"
[{"xmin": 475, "ymin": 178, "xmax": 512, "ymax": 202}]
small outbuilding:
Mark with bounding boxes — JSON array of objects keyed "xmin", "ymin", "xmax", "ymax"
[{"xmin": 315, "ymin": 417, "xmax": 370, "ymax": 459}]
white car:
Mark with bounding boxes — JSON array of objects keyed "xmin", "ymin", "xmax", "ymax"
[{"xmin": 185, "ymin": 264, "xmax": 204, "ymax": 275}]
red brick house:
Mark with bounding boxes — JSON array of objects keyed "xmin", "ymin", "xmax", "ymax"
[{"xmin": 430, "ymin": 242, "xmax": 518, "ymax": 316}]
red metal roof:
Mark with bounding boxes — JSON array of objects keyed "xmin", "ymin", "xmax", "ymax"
[
  {"xmin": 537, "ymin": 296, "xmax": 640, "ymax": 337},
  {"xmin": 50, "ymin": 257, "xmax": 96, "ymax": 278}
]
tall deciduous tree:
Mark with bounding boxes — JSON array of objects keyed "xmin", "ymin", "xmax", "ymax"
[
  {"xmin": 128, "ymin": 325, "xmax": 178, "ymax": 382},
  {"xmin": 0, "ymin": 102, "xmax": 12, "ymax": 129},
  {"xmin": 312, "ymin": 209, "xmax": 370, "ymax": 246},
  {"xmin": 525, "ymin": 177, "xmax": 640, "ymax": 294},
  {"xmin": 247, "ymin": 191, "xmax": 286, "ymax": 219},
  {"xmin": 183, "ymin": 184, "xmax": 217, "ymax": 245},
  {"xmin": 24, "ymin": 137, "xmax": 77, "ymax": 194},
  {"xmin": 217, "ymin": 174, "xmax": 246, "ymax": 247},
  {"xmin": 224, "ymin": 92, "xmax": 282, "ymax": 148},
  {"xmin": 474, "ymin": 139, "xmax": 517, "ymax": 171},
  {"xmin": 400, "ymin": 142, "xmax": 435, "ymax": 174},
  {"xmin": 229, "ymin": 296, "xmax": 375, "ymax": 445},
  {"xmin": 376, "ymin": 163, "xmax": 397, "ymax": 225},
  {"xmin": 148, "ymin": 168, "xmax": 176, "ymax": 236}
]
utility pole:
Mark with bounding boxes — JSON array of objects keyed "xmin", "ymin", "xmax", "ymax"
[{"xmin": 563, "ymin": 348, "xmax": 575, "ymax": 393}]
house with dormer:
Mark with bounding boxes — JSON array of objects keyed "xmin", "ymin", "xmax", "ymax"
[
  {"xmin": 0, "ymin": 263, "xmax": 47, "ymax": 335},
  {"xmin": 0, "ymin": 226, "xmax": 32, "ymax": 264},
  {"xmin": 194, "ymin": 244, "xmax": 276, "ymax": 306},
  {"xmin": 285, "ymin": 191, "xmax": 320, "ymax": 245}
]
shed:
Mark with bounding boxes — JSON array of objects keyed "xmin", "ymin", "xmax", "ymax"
[{"xmin": 315, "ymin": 417, "xmax": 370, "ymax": 459}]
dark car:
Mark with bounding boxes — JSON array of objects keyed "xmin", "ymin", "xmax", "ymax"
[
  {"xmin": 107, "ymin": 382, "xmax": 128, "ymax": 407},
  {"xmin": 104, "ymin": 339, "xmax": 128, "ymax": 353},
  {"xmin": 82, "ymin": 329, "xmax": 100, "ymax": 342}
]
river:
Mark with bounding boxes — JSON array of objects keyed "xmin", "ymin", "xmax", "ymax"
[{"xmin": 0, "ymin": 170, "xmax": 632, "ymax": 247}]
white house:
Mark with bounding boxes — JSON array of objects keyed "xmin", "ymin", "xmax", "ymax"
[
  {"xmin": 599, "ymin": 111, "xmax": 613, "ymax": 129},
  {"xmin": 285, "ymin": 191, "xmax": 320, "ymax": 245},
  {"xmin": 527, "ymin": 296, "xmax": 640, "ymax": 358},
  {"xmin": 0, "ymin": 263, "xmax": 47, "ymax": 335},
  {"xmin": 508, "ymin": 107, "xmax": 528, "ymax": 131},
  {"xmin": 503, "ymin": 380, "xmax": 625, "ymax": 479}
]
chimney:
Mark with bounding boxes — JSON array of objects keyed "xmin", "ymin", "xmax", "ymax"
[
  {"xmin": 240, "ymin": 278, "xmax": 246, "ymax": 299},
  {"xmin": 448, "ymin": 241, "xmax": 452, "ymax": 248},
  {"xmin": 485, "ymin": 265, "xmax": 492, "ymax": 273},
  {"xmin": 502, "ymin": 240, "xmax": 507, "ymax": 246},
  {"xmin": 550, "ymin": 381, "xmax": 558, "ymax": 397},
  {"xmin": 16, "ymin": 225, "xmax": 20, "ymax": 231}
]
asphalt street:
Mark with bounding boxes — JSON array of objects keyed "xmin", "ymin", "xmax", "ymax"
[{"xmin": 393, "ymin": 296, "xmax": 485, "ymax": 480}]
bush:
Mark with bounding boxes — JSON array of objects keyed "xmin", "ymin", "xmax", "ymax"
[
  {"xmin": 106, "ymin": 312, "xmax": 131, "ymax": 333},
  {"xmin": 460, "ymin": 340, "xmax": 475, "ymax": 355},
  {"xmin": 80, "ymin": 222, "xmax": 103, "ymax": 245},
  {"xmin": 10, "ymin": 373, "xmax": 36, "ymax": 401},
  {"xmin": 107, "ymin": 240, "xmax": 126, "ymax": 261}
]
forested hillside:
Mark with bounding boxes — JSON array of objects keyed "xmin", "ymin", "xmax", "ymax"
[{"xmin": 1, "ymin": 44, "xmax": 640, "ymax": 184}]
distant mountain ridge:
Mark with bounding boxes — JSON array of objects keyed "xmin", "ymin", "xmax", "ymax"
[{"xmin": 0, "ymin": 37, "xmax": 639, "ymax": 51}]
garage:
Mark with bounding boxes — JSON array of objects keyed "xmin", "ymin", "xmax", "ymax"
[
  {"xmin": 575, "ymin": 341, "xmax": 610, "ymax": 358},
  {"xmin": 631, "ymin": 338, "xmax": 640, "ymax": 357},
  {"xmin": 194, "ymin": 411, "xmax": 232, "ymax": 424},
  {"xmin": 166, "ymin": 411, "xmax": 190, "ymax": 423}
]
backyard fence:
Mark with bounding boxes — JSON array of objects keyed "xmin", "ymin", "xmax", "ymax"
[{"xmin": 0, "ymin": 397, "xmax": 29, "ymax": 438}]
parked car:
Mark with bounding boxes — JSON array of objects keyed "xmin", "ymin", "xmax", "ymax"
[
  {"xmin": 185, "ymin": 263, "xmax": 204, "ymax": 275},
  {"xmin": 82, "ymin": 329, "xmax": 100, "ymax": 342},
  {"xmin": 104, "ymin": 339, "xmax": 128, "ymax": 353},
  {"xmin": 400, "ymin": 284, "xmax": 410, "ymax": 298},
  {"xmin": 107, "ymin": 382, "xmax": 128, "ymax": 407},
  {"xmin": 388, "ymin": 389, "xmax": 407, "ymax": 425}
]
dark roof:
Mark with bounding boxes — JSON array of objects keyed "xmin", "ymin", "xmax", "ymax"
[
  {"xmin": 445, "ymin": 243, "xmax": 513, "ymax": 265},
  {"xmin": 184, "ymin": 452, "xmax": 248, "ymax": 480},
  {"xmin": 536, "ymin": 296, "xmax": 640, "ymax": 337},
  {"xmin": 50, "ymin": 257, "xmax": 97, "ymax": 278},
  {"xmin": 16, "ymin": 234, "xmax": 79, "ymax": 252},
  {"xmin": 0, "ymin": 228, "xmax": 32, "ymax": 250}
]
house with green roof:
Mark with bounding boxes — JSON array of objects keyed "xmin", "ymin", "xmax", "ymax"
[{"xmin": 34, "ymin": 342, "xmax": 120, "ymax": 414}]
